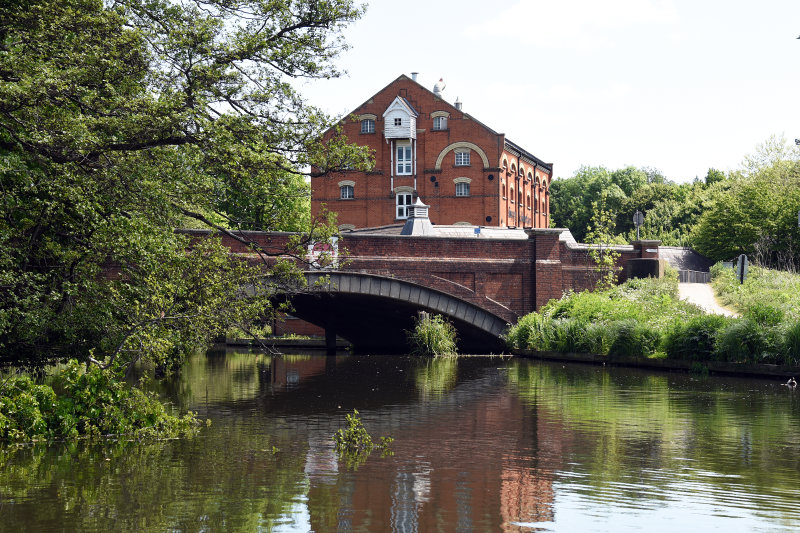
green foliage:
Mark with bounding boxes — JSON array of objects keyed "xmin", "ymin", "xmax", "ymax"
[
  {"xmin": 716, "ymin": 319, "xmax": 775, "ymax": 364},
  {"xmin": 663, "ymin": 314, "xmax": 730, "ymax": 362},
  {"xmin": 692, "ymin": 137, "xmax": 800, "ymax": 268},
  {"xmin": 0, "ymin": 0, "xmax": 371, "ymax": 370},
  {"xmin": 585, "ymin": 190, "xmax": 625, "ymax": 289},
  {"xmin": 406, "ymin": 313, "xmax": 458, "ymax": 357},
  {"xmin": 607, "ymin": 320, "xmax": 662, "ymax": 358},
  {"xmin": 333, "ymin": 410, "xmax": 393, "ymax": 470},
  {"xmin": 782, "ymin": 322, "xmax": 800, "ymax": 366},
  {"xmin": 0, "ymin": 361, "xmax": 199, "ymax": 442}
]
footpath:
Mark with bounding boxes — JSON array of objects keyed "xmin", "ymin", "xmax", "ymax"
[{"xmin": 678, "ymin": 282, "xmax": 739, "ymax": 317}]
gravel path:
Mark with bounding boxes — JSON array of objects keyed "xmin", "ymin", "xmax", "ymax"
[{"xmin": 678, "ymin": 283, "xmax": 739, "ymax": 317}]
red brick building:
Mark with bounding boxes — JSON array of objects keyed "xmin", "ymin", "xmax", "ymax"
[{"xmin": 312, "ymin": 74, "xmax": 554, "ymax": 230}]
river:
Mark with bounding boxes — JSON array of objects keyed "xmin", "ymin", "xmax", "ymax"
[{"xmin": 2, "ymin": 348, "xmax": 800, "ymax": 532}]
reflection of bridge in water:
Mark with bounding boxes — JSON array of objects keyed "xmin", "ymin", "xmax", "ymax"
[{"xmin": 186, "ymin": 224, "xmax": 662, "ymax": 353}]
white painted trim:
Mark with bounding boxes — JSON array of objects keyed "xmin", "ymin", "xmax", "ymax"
[{"xmin": 434, "ymin": 142, "xmax": 490, "ymax": 169}]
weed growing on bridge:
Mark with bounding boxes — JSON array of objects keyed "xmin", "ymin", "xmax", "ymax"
[
  {"xmin": 333, "ymin": 410, "xmax": 393, "ymax": 470},
  {"xmin": 407, "ymin": 313, "xmax": 458, "ymax": 357}
]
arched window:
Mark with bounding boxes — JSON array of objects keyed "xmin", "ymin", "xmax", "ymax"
[
  {"xmin": 526, "ymin": 194, "xmax": 531, "ymax": 209},
  {"xmin": 502, "ymin": 183, "xmax": 506, "ymax": 198},
  {"xmin": 510, "ymin": 186, "xmax": 515, "ymax": 204}
]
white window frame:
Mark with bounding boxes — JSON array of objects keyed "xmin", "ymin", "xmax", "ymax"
[
  {"xmin": 340, "ymin": 184, "xmax": 354, "ymax": 199},
  {"xmin": 396, "ymin": 142, "xmax": 412, "ymax": 175},
  {"xmin": 433, "ymin": 116, "xmax": 447, "ymax": 130},
  {"xmin": 455, "ymin": 150, "xmax": 470, "ymax": 166},
  {"xmin": 396, "ymin": 192, "xmax": 413, "ymax": 219},
  {"xmin": 455, "ymin": 182, "xmax": 470, "ymax": 197},
  {"xmin": 360, "ymin": 119, "xmax": 375, "ymax": 134}
]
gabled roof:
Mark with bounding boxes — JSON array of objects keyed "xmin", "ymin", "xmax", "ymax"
[{"xmin": 382, "ymin": 96, "xmax": 418, "ymax": 118}]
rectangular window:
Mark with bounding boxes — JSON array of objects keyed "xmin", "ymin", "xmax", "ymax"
[
  {"xmin": 340, "ymin": 185, "xmax": 354, "ymax": 199},
  {"xmin": 455, "ymin": 151, "xmax": 470, "ymax": 166},
  {"xmin": 396, "ymin": 192, "xmax": 413, "ymax": 219},
  {"xmin": 396, "ymin": 143, "xmax": 412, "ymax": 175},
  {"xmin": 360, "ymin": 119, "xmax": 375, "ymax": 134},
  {"xmin": 455, "ymin": 182, "xmax": 470, "ymax": 197},
  {"xmin": 433, "ymin": 116, "xmax": 447, "ymax": 130}
]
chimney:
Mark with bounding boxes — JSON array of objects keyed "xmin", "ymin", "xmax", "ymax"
[
  {"xmin": 455, "ymin": 97, "xmax": 462, "ymax": 111},
  {"xmin": 411, "ymin": 72, "xmax": 418, "ymax": 81}
]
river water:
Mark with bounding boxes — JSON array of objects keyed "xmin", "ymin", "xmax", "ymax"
[{"xmin": 2, "ymin": 348, "xmax": 800, "ymax": 532}]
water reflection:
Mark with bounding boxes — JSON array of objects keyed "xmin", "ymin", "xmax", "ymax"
[{"xmin": 2, "ymin": 350, "xmax": 800, "ymax": 532}]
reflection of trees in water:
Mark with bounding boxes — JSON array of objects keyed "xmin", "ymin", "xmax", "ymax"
[
  {"xmin": 506, "ymin": 360, "xmax": 800, "ymax": 498},
  {"xmin": 0, "ymin": 426, "xmax": 310, "ymax": 532}
]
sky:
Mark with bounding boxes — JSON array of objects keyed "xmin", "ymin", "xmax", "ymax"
[{"xmin": 297, "ymin": 0, "xmax": 800, "ymax": 182}]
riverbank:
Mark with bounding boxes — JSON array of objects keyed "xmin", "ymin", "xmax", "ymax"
[
  {"xmin": 506, "ymin": 266, "xmax": 800, "ymax": 369},
  {"xmin": 512, "ymin": 348, "xmax": 798, "ymax": 380}
]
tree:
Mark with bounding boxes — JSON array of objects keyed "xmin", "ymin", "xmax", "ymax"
[
  {"xmin": 0, "ymin": 0, "xmax": 371, "ymax": 370},
  {"xmin": 585, "ymin": 191, "xmax": 627, "ymax": 289}
]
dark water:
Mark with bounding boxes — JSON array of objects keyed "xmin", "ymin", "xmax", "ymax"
[{"xmin": 3, "ymin": 349, "xmax": 800, "ymax": 532}]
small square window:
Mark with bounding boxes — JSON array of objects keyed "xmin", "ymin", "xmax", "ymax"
[
  {"xmin": 433, "ymin": 116, "xmax": 447, "ymax": 130},
  {"xmin": 340, "ymin": 185, "xmax": 354, "ymax": 199},
  {"xmin": 455, "ymin": 151, "xmax": 470, "ymax": 166},
  {"xmin": 455, "ymin": 182, "xmax": 470, "ymax": 197},
  {"xmin": 394, "ymin": 118, "xmax": 402, "ymax": 126},
  {"xmin": 360, "ymin": 119, "xmax": 374, "ymax": 134}
]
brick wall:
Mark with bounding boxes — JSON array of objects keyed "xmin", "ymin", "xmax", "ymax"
[{"xmin": 179, "ymin": 229, "xmax": 657, "ymax": 323}]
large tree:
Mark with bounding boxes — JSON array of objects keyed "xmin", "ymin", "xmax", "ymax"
[{"xmin": 0, "ymin": 0, "xmax": 371, "ymax": 369}]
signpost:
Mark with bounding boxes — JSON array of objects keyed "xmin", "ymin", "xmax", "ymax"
[
  {"xmin": 736, "ymin": 254, "xmax": 748, "ymax": 284},
  {"xmin": 633, "ymin": 210, "xmax": 645, "ymax": 240}
]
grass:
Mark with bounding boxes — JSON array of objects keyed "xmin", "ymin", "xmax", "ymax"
[{"xmin": 506, "ymin": 265, "xmax": 800, "ymax": 366}]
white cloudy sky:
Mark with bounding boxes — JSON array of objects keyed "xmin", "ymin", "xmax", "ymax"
[{"xmin": 297, "ymin": 0, "xmax": 800, "ymax": 182}]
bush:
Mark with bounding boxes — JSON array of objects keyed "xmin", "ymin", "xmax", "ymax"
[
  {"xmin": 664, "ymin": 314, "xmax": 730, "ymax": 362},
  {"xmin": 607, "ymin": 320, "xmax": 662, "ymax": 358},
  {"xmin": 505, "ymin": 313, "xmax": 551, "ymax": 351},
  {"xmin": 781, "ymin": 321, "xmax": 800, "ymax": 366},
  {"xmin": 716, "ymin": 319, "xmax": 774, "ymax": 363},
  {"xmin": 407, "ymin": 313, "xmax": 458, "ymax": 356},
  {"xmin": 0, "ymin": 361, "xmax": 200, "ymax": 443}
]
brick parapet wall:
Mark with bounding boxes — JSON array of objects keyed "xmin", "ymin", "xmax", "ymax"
[{"xmin": 177, "ymin": 229, "xmax": 657, "ymax": 320}]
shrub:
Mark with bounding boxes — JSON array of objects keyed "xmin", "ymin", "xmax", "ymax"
[
  {"xmin": 407, "ymin": 313, "xmax": 458, "ymax": 356},
  {"xmin": 716, "ymin": 319, "xmax": 774, "ymax": 363},
  {"xmin": 608, "ymin": 320, "xmax": 662, "ymax": 359},
  {"xmin": 664, "ymin": 314, "xmax": 730, "ymax": 362},
  {"xmin": 505, "ymin": 313, "xmax": 550, "ymax": 350},
  {"xmin": 0, "ymin": 361, "xmax": 200, "ymax": 443},
  {"xmin": 780, "ymin": 321, "xmax": 800, "ymax": 366}
]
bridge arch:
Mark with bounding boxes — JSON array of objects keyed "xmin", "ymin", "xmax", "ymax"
[{"xmin": 283, "ymin": 272, "xmax": 508, "ymax": 354}]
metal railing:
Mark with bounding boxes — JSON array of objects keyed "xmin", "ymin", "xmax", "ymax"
[{"xmin": 678, "ymin": 270, "xmax": 711, "ymax": 283}]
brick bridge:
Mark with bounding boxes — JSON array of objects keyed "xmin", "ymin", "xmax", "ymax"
[{"xmin": 186, "ymin": 224, "xmax": 661, "ymax": 354}]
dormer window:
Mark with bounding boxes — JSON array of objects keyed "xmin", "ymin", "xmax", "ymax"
[
  {"xmin": 433, "ymin": 116, "xmax": 447, "ymax": 130},
  {"xmin": 360, "ymin": 118, "xmax": 375, "ymax": 134},
  {"xmin": 455, "ymin": 150, "xmax": 470, "ymax": 166}
]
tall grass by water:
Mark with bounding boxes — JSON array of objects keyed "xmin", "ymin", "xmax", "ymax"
[
  {"xmin": 406, "ymin": 313, "xmax": 458, "ymax": 356},
  {"xmin": 506, "ymin": 266, "xmax": 800, "ymax": 366}
]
